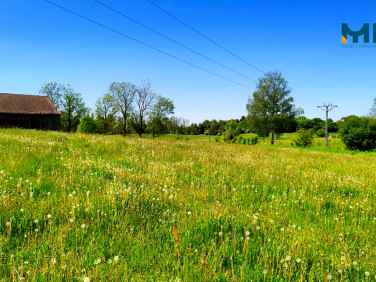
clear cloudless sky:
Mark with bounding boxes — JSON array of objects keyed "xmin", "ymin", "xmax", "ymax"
[{"xmin": 1, "ymin": 0, "xmax": 376, "ymax": 123}]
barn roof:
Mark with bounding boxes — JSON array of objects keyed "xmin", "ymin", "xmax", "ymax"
[{"xmin": 0, "ymin": 93, "xmax": 61, "ymax": 115}]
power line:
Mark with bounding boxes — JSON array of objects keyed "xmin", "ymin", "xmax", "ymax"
[
  {"xmin": 145, "ymin": 0, "xmax": 266, "ymax": 74},
  {"xmin": 145, "ymin": 0, "xmax": 323, "ymax": 104},
  {"xmin": 93, "ymin": 0, "xmax": 257, "ymax": 83},
  {"xmin": 42, "ymin": 0, "xmax": 251, "ymax": 89}
]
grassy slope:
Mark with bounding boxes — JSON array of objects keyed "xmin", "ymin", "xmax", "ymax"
[{"xmin": 0, "ymin": 129, "xmax": 375, "ymax": 280}]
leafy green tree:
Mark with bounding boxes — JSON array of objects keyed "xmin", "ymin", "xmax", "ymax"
[
  {"xmin": 39, "ymin": 82, "xmax": 63, "ymax": 108},
  {"xmin": 339, "ymin": 115, "xmax": 376, "ymax": 151},
  {"xmin": 246, "ymin": 71, "xmax": 296, "ymax": 144},
  {"xmin": 110, "ymin": 82, "xmax": 136, "ymax": 136},
  {"xmin": 60, "ymin": 86, "xmax": 86, "ymax": 132},
  {"xmin": 78, "ymin": 115, "xmax": 97, "ymax": 133},
  {"xmin": 95, "ymin": 93, "xmax": 117, "ymax": 134},
  {"xmin": 296, "ymin": 117, "xmax": 313, "ymax": 130},
  {"xmin": 95, "ymin": 93, "xmax": 116, "ymax": 121},
  {"xmin": 311, "ymin": 118, "xmax": 325, "ymax": 132},
  {"xmin": 223, "ymin": 119, "xmax": 240, "ymax": 142},
  {"xmin": 327, "ymin": 119, "xmax": 338, "ymax": 132},
  {"xmin": 187, "ymin": 123, "xmax": 199, "ymax": 135},
  {"xmin": 148, "ymin": 97, "xmax": 174, "ymax": 138}
]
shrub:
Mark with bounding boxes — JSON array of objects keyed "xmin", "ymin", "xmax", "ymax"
[
  {"xmin": 293, "ymin": 129, "xmax": 314, "ymax": 147},
  {"xmin": 223, "ymin": 131, "xmax": 236, "ymax": 143},
  {"xmin": 339, "ymin": 116, "xmax": 376, "ymax": 151},
  {"xmin": 250, "ymin": 135, "xmax": 259, "ymax": 145},
  {"xmin": 316, "ymin": 128, "xmax": 325, "ymax": 138},
  {"xmin": 236, "ymin": 136, "xmax": 246, "ymax": 144},
  {"xmin": 78, "ymin": 115, "xmax": 97, "ymax": 133}
]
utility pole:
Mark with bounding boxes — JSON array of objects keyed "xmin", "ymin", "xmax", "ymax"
[{"xmin": 317, "ymin": 103, "xmax": 338, "ymax": 147}]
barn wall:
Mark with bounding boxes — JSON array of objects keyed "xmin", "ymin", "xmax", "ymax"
[{"xmin": 0, "ymin": 114, "xmax": 60, "ymax": 131}]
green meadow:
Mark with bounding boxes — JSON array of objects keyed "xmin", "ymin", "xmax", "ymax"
[{"xmin": 1, "ymin": 129, "xmax": 376, "ymax": 281}]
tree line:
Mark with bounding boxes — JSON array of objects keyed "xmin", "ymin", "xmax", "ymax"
[
  {"xmin": 40, "ymin": 71, "xmax": 376, "ymax": 151},
  {"xmin": 40, "ymin": 80, "xmax": 174, "ymax": 137},
  {"xmin": 39, "ymin": 76, "xmax": 338, "ymax": 140}
]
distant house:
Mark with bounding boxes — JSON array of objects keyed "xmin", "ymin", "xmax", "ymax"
[{"xmin": 0, "ymin": 93, "xmax": 61, "ymax": 130}]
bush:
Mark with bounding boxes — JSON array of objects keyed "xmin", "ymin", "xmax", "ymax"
[
  {"xmin": 250, "ymin": 135, "xmax": 259, "ymax": 145},
  {"xmin": 78, "ymin": 115, "xmax": 97, "ymax": 133},
  {"xmin": 234, "ymin": 135, "xmax": 258, "ymax": 145},
  {"xmin": 316, "ymin": 128, "xmax": 325, "ymax": 138},
  {"xmin": 293, "ymin": 129, "xmax": 314, "ymax": 147},
  {"xmin": 236, "ymin": 136, "xmax": 246, "ymax": 144},
  {"xmin": 223, "ymin": 131, "xmax": 236, "ymax": 143},
  {"xmin": 339, "ymin": 116, "xmax": 376, "ymax": 151}
]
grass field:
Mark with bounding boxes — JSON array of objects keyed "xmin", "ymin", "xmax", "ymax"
[{"xmin": 1, "ymin": 129, "xmax": 376, "ymax": 280}]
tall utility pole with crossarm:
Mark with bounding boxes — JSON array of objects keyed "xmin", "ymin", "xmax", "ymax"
[{"xmin": 317, "ymin": 103, "xmax": 338, "ymax": 147}]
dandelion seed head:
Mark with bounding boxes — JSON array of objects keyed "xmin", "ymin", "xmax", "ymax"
[{"xmin": 94, "ymin": 258, "xmax": 101, "ymax": 265}]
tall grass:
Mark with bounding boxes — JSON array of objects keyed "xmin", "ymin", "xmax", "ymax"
[{"xmin": 0, "ymin": 128, "xmax": 375, "ymax": 280}]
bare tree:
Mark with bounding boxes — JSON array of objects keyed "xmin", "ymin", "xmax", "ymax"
[
  {"xmin": 109, "ymin": 82, "xmax": 136, "ymax": 136},
  {"xmin": 130, "ymin": 80, "xmax": 158, "ymax": 137}
]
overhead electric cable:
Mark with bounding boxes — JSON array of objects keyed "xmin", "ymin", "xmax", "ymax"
[
  {"xmin": 42, "ymin": 0, "xmax": 251, "ymax": 89},
  {"xmin": 145, "ymin": 0, "xmax": 265, "ymax": 74},
  {"xmin": 93, "ymin": 0, "xmax": 257, "ymax": 82},
  {"xmin": 145, "ymin": 0, "xmax": 322, "ymax": 104}
]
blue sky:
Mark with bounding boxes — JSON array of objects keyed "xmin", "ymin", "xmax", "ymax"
[{"xmin": 1, "ymin": 0, "xmax": 376, "ymax": 123}]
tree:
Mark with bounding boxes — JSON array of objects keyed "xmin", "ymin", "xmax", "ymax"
[
  {"xmin": 339, "ymin": 115, "xmax": 376, "ymax": 151},
  {"xmin": 60, "ymin": 86, "xmax": 86, "ymax": 132},
  {"xmin": 148, "ymin": 97, "xmax": 174, "ymax": 138},
  {"xmin": 311, "ymin": 118, "xmax": 325, "ymax": 133},
  {"xmin": 167, "ymin": 116, "xmax": 189, "ymax": 137},
  {"xmin": 95, "ymin": 93, "xmax": 116, "ymax": 121},
  {"xmin": 246, "ymin": 71, "xmax": 296, "ymax": 145},
  {"xmin": 39, "ymin": 82, "xmax": 63, "ymax": 108},
  {"xmin": 110, "ymin": 82, "xmax": 136, "ymax": 136},
  {"xmin": 130, "ymin": 81, "xmax": 158, "ymax": 137},
  {"xmin": 78, "ymin": 115, "xmax": 97, "ymax": 133},
  {"xmin": 223, "ymin": 119, "xmax": 240, "ymax": 143},
  {"xmin": 95, "ymin": 93, "xmax": 117, "ymax": 134},
  {"xmin": 368, "ymin": 98, "xmax": 376, "ymax": 119}
]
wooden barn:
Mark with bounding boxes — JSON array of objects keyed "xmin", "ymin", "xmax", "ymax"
[{"xmin": 0, "ymin": 93, "xmax": 61, "ymax": 130}]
